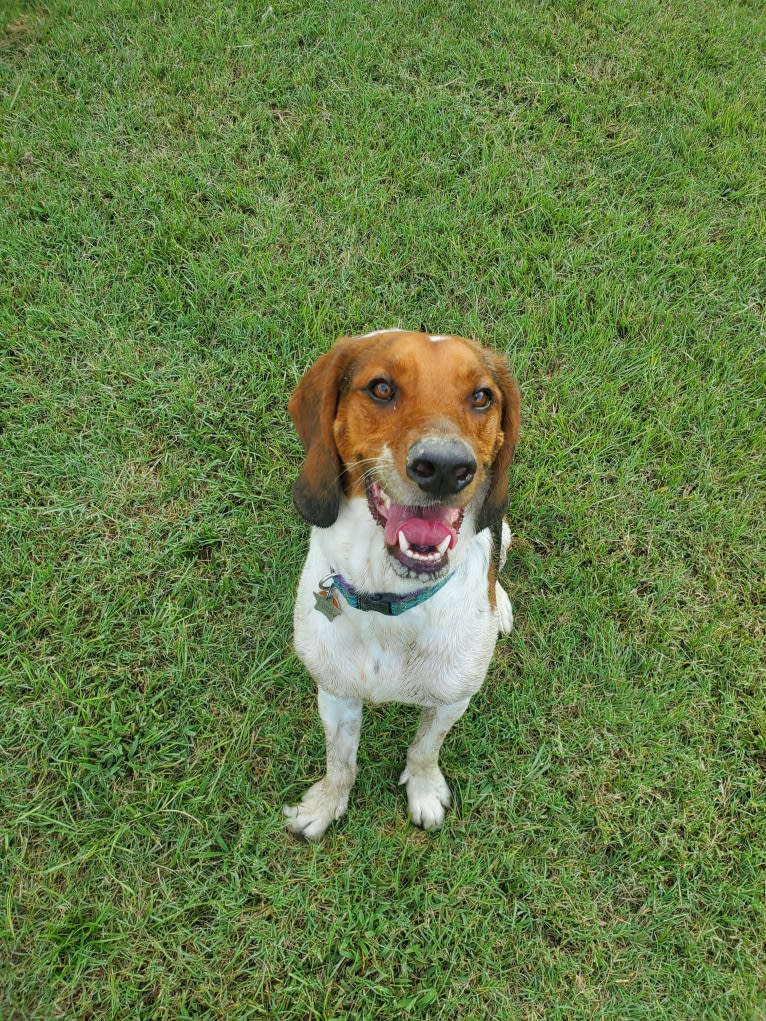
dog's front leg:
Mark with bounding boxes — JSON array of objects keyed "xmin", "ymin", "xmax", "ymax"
[
  {"xmin": 283, "ymin": 689, "xmax": 363, "ymax": 841},
  {"xmin": 399, "ymin": 698, "xmax": 470, "ymax": 831}
]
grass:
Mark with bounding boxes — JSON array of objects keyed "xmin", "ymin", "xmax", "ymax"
[{"xmin": 1, "ymin": 0, "xmax": 765, "ymax": 1017}]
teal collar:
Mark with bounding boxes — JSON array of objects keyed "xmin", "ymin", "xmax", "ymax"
[{"xmin": 314, "ymin": 571, "xmax": 454, "ymax": 619}]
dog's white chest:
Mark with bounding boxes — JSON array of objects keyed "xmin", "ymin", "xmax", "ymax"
[{"xmin": 293, "ymin": 507, "xmax": 502, "ymax": 707}]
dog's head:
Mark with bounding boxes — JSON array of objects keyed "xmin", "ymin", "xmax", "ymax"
[{"xmin": 288, "ymin": 330, "xmax": 520, "ymax": 580}]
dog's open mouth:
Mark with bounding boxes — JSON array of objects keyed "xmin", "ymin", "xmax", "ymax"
[{"xmin": 367, "ymin": 480, "xmax": 464, "ymax": 578}]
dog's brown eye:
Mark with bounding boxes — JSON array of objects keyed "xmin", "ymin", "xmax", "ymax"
[
  {"xmin": 368, "ymin": 379, "xmax": 395, "ymax": 403},
  {"xmin": 471, "ymin": 388, "xmax": 493, "ymax": 410}
]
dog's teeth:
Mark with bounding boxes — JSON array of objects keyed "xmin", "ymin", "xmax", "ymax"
[
  {"xmin": 398, "ymin": 532, "xmax": 411, "ymax": 552},
  {"xmin": 380, "ymin": 492, "xmax": 391, "ymax": 510},
  {"xmin": 436, "ymin": 536, "xmax": 450, "ymax": 556}
]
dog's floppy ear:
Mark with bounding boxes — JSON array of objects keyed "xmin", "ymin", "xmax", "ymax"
[
  {"xmin": 288, "ymin": 339, "xmax": 355, "ymax": 527},
  {"xmin": 477, "ymin": 351, "xmax": 521, "ymax": 532}
]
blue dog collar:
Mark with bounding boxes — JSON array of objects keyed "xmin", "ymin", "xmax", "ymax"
[{"xmin": 314, "ymin": 571, "xmax": 454, "ymax": 618}]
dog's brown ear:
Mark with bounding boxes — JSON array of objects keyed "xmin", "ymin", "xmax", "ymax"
[
  {"xmin": 477, "ymin": 352, "xmax": 521, "ymax": 532},
  {"xmin": 288, "ymin": 339, "xmax": 354, "ymax": 527}
]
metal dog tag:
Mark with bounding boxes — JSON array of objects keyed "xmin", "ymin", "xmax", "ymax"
[{"xmin": 314, "ymin": 588, "xmax": 341, "ymax": 621}]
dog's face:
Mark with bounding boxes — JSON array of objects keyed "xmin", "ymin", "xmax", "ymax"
[{"xmin": 289, "ymin": 330, "xmax": 520, "ymax": 580}]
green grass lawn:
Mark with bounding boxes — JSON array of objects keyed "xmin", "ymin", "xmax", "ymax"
[{"xmin": 2, "ymin": 0, "xmax": 765, "ymax": 1017}]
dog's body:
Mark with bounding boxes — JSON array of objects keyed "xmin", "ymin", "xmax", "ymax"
[{"xmin": 284, "ymin": 329, "xmax": 520, "ymax": 839}]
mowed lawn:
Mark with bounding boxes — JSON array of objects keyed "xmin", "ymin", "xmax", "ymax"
[{"xmin": 2, "ymin": 0, "xmax": 765, "ymax": 1017}]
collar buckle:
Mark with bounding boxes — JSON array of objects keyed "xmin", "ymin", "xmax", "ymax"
[{"xmin": 357, "ymin": 593, "xmax": 395, "ymax": 615}]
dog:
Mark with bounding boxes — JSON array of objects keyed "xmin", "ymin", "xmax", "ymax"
[{"xmin": 283, "ymin": 329, "xmax": 520, "ymax": 839}]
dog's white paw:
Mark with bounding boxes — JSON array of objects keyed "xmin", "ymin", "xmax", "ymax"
[
  {"xmin": 283, "ymin": 778, "xmax": 349, "ymax": 841},
  {"xmin": 399, "ymin": 767, "xmax": 452, "ymax": 831},
  {"xmin": 496, "ymin": 582, "xmax": 513, "ymax": 634}
]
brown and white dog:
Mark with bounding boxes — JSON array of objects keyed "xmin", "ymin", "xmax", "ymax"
[{"xmin": 284, "ymin": 329, "xmax": 520, "ymax": 839}]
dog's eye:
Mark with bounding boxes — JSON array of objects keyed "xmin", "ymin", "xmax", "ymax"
[
  {"xmin": 368, "ymin": 379, "xmax": 396, "ymax": 403},
  {"xmin": 471, "ymin": 388, "xmax": 493, "ymax": 410}
]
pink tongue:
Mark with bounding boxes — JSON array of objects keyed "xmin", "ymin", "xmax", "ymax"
[{"xmin": 383, "ymin": 503, "xmax": 458, "ymax": 549}]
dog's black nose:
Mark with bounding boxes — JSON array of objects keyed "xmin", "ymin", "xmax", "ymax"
[{"xmin": 406, "ymin": 439, "xmax": 477, "ymax": 497}]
